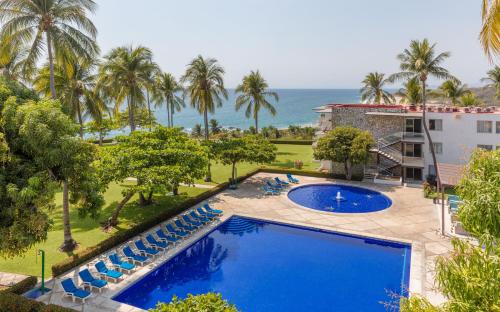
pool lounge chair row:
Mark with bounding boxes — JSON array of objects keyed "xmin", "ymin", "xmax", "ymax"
[
  {"xmin": 262, "ymin": 174, "xmax": 300, "ymax": 195},
  {"xmin": 61, "ymin": 203, "xmax": 223, "ymax": 303}
]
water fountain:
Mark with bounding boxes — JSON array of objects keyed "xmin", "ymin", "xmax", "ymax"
[{"xmin": 335, "ymin": 191, "xmax": 345, "ymax": 202}]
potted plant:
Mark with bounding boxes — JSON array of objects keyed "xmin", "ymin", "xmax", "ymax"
[{"xmin": 294, "ymin": 160, "xmax": 304, "ymax": 170}]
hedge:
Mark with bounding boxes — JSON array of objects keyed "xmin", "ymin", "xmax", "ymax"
[
  {"xmin": 5, "ymin": 276, "xmax": 37, "ymax": 295},
  {"xmin": 269, "ymin": 139, "xmax": 313, "ymax": 145},
  {"xmin": 260, "ymin": 167, "xmax": 363, "ymax": 181},
  {"xmin": 51, "ymin": 168, "xmax": 260, "ymax": 277}
]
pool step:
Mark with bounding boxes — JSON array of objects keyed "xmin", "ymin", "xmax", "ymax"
[{"xmin": 219, "ymin": 218, "xmax": 259, "ymax": 235}]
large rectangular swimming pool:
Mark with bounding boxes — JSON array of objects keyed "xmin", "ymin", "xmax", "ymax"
[{"xmin": 113, "ymin": 216, "xmax": 411, "ymax": 311}]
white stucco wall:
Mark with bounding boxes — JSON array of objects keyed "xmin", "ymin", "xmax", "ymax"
[{"xmin": 424, "ymin": 112, "xmax": 500, "ymax": 176}]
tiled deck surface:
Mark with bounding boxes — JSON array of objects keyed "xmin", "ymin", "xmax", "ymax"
[
  {"xmin": 0, "ymin": 272, "xmax": 29, "ymax": 288},
  {"xmin": 36, "ymin": 173, "xmax": 451, "ymax": 311}
]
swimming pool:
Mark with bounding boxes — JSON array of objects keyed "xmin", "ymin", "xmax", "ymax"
[
  {"xmin": 113, "ymin": 216, "xmax": 410, "ymax": 311},
  {"xmin": 288, "ymin": 183, "xmax": 392, "ymax": 213}
]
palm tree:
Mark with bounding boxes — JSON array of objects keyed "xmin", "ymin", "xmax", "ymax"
[
  {"xmin": 0, "ymin": 0, "xmax": 99, "ymax": 99},
  {"xmin": 181, "ymin": 55, "xmax": 227, "ymax": 182},
  {"xmin": 396, "ymin": 77, "xmax": 422, "ymax": 104},
  {"xmin": 209, "ymin": 119, "xmax": 221, "ymax": 135},
  {"xmin": 33, "ymin": 57, "xmax": 104, "ymax": 138},
  {"xmin": 389, "ymin": 39, "xmax": 457, "ymax": 236},
  {"xmin": 481, "ymin": 66, "xmax": 500, "ymax": 98},
  {"xmin": 434, "ymin": 80, "xmax": 471, "ymax": 105},
  {"xmin": 0, "ymin": 37, "xmax": 28, "ymax": 81},
  {"xmin": 360, "ymin": 72, "xmax": 395, "ymax": 104},
  {"xmin": 235, "ymin": 70, "xmax": 279, "ymax": 133},
  {"xmin": 98, "ymin": 46, "xmax": 158, "ymax": 132},
  {"xmin": 153, "ymin": 72, "xmax": 185, "ymax": 127},
  {"xmin": 480, "ymin": 0, "xmax": 500, "ymax": 59},
  {"xmin": 460, "ymin": 93, "xmax": 482, "ymax": 107}
]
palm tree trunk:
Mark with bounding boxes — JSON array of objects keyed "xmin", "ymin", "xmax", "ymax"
[
  {"xmin": 146, "ymin": 90, "xmax": 152, "ymax": 131},
  {"xmin": 204, "ymin": 106, "xmax": 212, "ymax": 182},
  {"xmin": 166, "ymin": 100, "xmax": 171, "ymax": 127},
  {"xmin": 46, "ymin": 32, "xmax": 57, "ymax": 100},
  {"xmin": 170, "ymin": 103, "xmax": 174, "ymax": 127},
  {"xmin": 255, "ymin": 112, "xmax": 259, "ymax": 134},
  {"xmin": 421, "ymin": 81, "xmax": 446, "ymax": 236},
  {"xmin": 128, "ymin": 95, "xmax": 136, "ymax": 131},
  {"xmin": 60, "ymin": 180, "xmax": 76, "ymax": 251},
  {"xmin": 76, "ymin": 102, "xmax": 84, "ymax": 139}
]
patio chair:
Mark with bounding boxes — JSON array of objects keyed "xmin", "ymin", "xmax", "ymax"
[
  {"xmin": 266, "ymin": 180, "xmax": 283, "ymax": 190},
  {"xmin": 262, "ymin": 185, "xmax": 279, "ymax": 195},
  {"xmin": 78, "ymin": 269, "xmax": 108, "ymax": 293},
  {"xmin": 287, "ymin": 174, "xmax": 299, "ymax": 183},
  {"xmin": 61, "ymin": 278, "xmax": 91, "ymax": 303},
  {"xmin": 109, "ymin": 253, "xmax": 136, "ymax": 273},
  {"xmin": 189, "ymin": 210, "xmax": 210, "ymax": 224},
  {"xmin": 122, "ymin": 246, "xmax": 149, "ymax": 265},
  {"xmin": 196, "ymin": 207, "xmax": 217, "ymax": 219},
  {"xmin": 182, "ymin": 215, "xmax": 203, "ymax": 228},
  {"xmin": 146, "ymin": 234, "xmax": 168, "ymax": 250},
  {"xmin": 134, "ymin": 239, "xmax": 160, "ymax": 257},
  {"xmin": 175, "ymin": 219, "xmax": 197, "ymax": 232},
  {"xmin": 275, "ymin": 177, "xmax": 290, "ymax": 186},
  {"xmin": 203, "ymin": 203, "xmax": 223, "ymax": 215},
  {"xmin": 165, "ymin": 223, "xmax": 190, "ymax": 237},
  {"xmin": 155, "ymin": 229, "xmax": 180, "ymax": 244},
  {"xmin": 95, "ymin": 260, "xmax": 123, "ymax": 283}
]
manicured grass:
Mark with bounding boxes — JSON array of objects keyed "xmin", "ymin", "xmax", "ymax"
[
  {"xmin": 0, "ymin": 183, "xmax": 207, "ymax": 277},
  {"xmin": 202, "ymin": 144, "xmax": 317, "ymax": 184}
]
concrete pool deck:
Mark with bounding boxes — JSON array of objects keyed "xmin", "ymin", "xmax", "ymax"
[{"xmin": 36, "ymin": 173, "xmax": 451, "ymax": 311}]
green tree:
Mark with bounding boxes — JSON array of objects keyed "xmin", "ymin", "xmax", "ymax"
[
  {"xmin": 151, "ymin": 293, "xmax": 238, "ymax": 312},
  {"xmin": 33, "ymin": 58, "xmax": 105, "ymax": 138},
  {"xmin": 100, "ymin": 127, "xmax": 208, "ymax": 227},
  {"xmin": 153, "ymin": 72, "xmax": 185, "ymax": 127},
  {"xmin": 313, "ymin": 126, "xmax": 374, "ymax": 180},
  {"xmin": 397, "ymin": 77, "xmax": 422, "ymax": 104},
  {"xmin": 181, "ymin": 55, "xmax": 227, "ymax": 182},
  {"xmin": 459, "ymin": 93, "xmax": 481, "ymax": 107},
  {"xmin": 98, "ymin": 46, "xmax": 158, "ymax": 131},
  {"xmin": 116, "ymin": 106, "xmax": 156, "ymax": 130},
  {"xmin": 480, "ymin": 0, "xmax": 500, "ymax": 59},
  {"xmin": 360, "ymin": 72, "xmax": 395, "ymax": 104},
  {"xmin": 481, "ymin": 66, "xmax": 500, "ymax": 99},
  {"xmin": 2, "ymin": 99, "xmax": 103, "ymax": 251},
  {"xmin": 192, "ymin": 124, "xmax": 203, "ymax": 138},
  {"xmin": 389, "ymin": 39, "xmax": 457, "ymax": 235},
  {"xmin": 86, "ymin": 114, "xmax": 116, "ymax": 146},
  {"xmin": 432, "ymin": 80, "xmax": 471, "ymax": 105},
  {"xmin": 0, "ymin": 36, "xmax": 27, "ymax": 81},
  {"xmin": 210, "ymin": 119, "xmax": 222, "ymax": 135},
  {"xmin": 0, "ymin": 0, "xmax": 99, "ymax": 99},
  {"xmin": 235, "ymin": 70, "xmax": 279, "ymax": 133}
]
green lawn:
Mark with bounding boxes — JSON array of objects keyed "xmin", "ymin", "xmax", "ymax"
[
  {"xmin": 0, "ymin": 183, "xmax": 207, "ymax": 277},
  {"xmin": 0, "ymin": 144, "xmax": 315, "ymax": 277},
  {"xmin": 201, "ymin": 144, "xmax": 316, "ymax": 184}
]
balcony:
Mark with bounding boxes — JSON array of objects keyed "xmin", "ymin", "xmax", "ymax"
[
  {"xmin": 402, "ymin": 132, "xmax": 424, "ymax": 143},
  {"xmin": 402, "ymin": 156, "xmax": 424, "ymax": 168}
]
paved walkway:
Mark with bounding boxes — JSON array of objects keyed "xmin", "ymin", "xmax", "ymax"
[
  {"xmin": 37, "ymin": 173, "xmax": 451, "ymax": 311},
  {"xmin": 0, "ymin": 272, "xmax": 29, "ymax": 287}
]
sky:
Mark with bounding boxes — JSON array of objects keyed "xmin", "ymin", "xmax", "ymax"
[{"xmin": 93, "ymin": 0, "xmax": 493, "ymax": 89}]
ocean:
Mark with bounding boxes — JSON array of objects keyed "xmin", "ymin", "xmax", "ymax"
[{"xmin": 153, "ymin": 89, "xmax": 361, "ymax": 130}]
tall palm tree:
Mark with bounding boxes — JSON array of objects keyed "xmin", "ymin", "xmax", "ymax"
[
  {"xmin": 235, "ymin": 70, "xmax": 279, "ymax": 133},
  {"xmin": 360, "ymin": 72, "xmax": 395, "ymax": 104},
  {"xmin": 0, "ymin": 37, "xmax": 28, "ymax": 81},
  {"xmin": 396, "ymin": 77, "xmax": 422, "ymax": 104},
  {"xmin": 389, "ymin": 39, "xmax": 457, "ymax": 236},
  {"xmin": 98, "ymin": 46, "xmax": 158, "ymax": 131},
  {"xmin": 480, "ymin": 0, "xmax": 500, "ymax": 59},
  {"xmin": 434, "ymin": 80, "xmax": 471, "ymax": 105},
  {"xmin": 153, "ymin": 72, "xmax": 185, "ymax": 127},
  {"xmin": 481, "ymin": 66, "xmax": 500, "ymax": 98},
  {"xmin": 33, "ymin": 57, "xmax": 104, "ymax": 138},
  {"xmin": 0, "ymin": 0, "xmax": 99, "ymax": 99},
  {"xmin": 181, "ymin": 55, "xmax": 227, "ymax": 182}
]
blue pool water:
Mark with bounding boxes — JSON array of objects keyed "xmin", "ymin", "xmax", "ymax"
[
  {"xmin": 113, "ymin": 216, "xmax": 410, "ymax": 311},
  {"xmin": 288, "ymin": 184, "xmax": 392, "ymax": 213}
]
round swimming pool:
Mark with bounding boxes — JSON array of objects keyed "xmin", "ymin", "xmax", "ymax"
[{"xmin": 287, "ymin": 184, "xmax": 392, "ymax": 213}]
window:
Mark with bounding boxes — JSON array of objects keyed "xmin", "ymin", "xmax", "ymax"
[
  {"xmin": 405, "ymin": 119, "xmax": 422, "ymax": 134},
  {"xmin": 477, "ymin": 144, "xmax": 493, "ymax": 151},
  {"xmin": 429, "ymin": 119, "xmax": 442, "ymax": 131},
  {"xmin": 431, "ymin": 142, "xmax": 443, "ymax": 154},
  {"xmin": 405, "ymin": 143, "xmax": 422, "ymax": 157},
  {"xmin": 405, "ymin": 168, "xmax": 423, "ymax": 181},
  {"xmin": 477, "ymin": 120, "xmax": 492, "ymax": 133},
  {"xmin": 496, "ymin": 121, "xmax": 500, "ymax": 134}
]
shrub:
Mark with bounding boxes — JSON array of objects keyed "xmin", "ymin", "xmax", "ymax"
[
  {"xmin": 293, "ymin": 160, "xmax": 304, "ymax": 169},
  {"xmin": 0, "ymin": 292, "xmax": 45, "ymax": 312},
  {"xmin": 422, "ymin": 181, "xmax": 435, "ymax": 199},
  {"xmin": 269, "ymin": 139, "xmax": 313, "ymax": 145},
  {"xmin": 151, "ymin": 293, "xmax": 238, "ymax": 312},
  {"xmin": 4, "ymin": 276, "xmax": 38, "ymax": 295}
]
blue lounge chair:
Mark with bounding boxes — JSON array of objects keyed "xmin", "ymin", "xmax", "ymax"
[
  {"xmin": 266, "ymin": 180, "xmax": 283, "ymax": 190},
  {"xmin": 122, "ymin": 246, "xmax": 149, "ymax": 265},
  {"xmin": 166, "ymin": 223, "xmax": 189, "ymax": 237},
  {"xmin": 182, "ymin": 215, "xmax": 203, "ymax": 228},
  {"xmin": 61, "ymin": 278, "xmax": 91, "ymax": 303},
  {"xmin": 79, "ymin": 269, "xmax": 107, "ymax": 293},
  {"xmin": 175, "ymin": 219, "xmax": 197, "ymax": 232},
  {"xmin": 109, "ymin": 253, "xmax": 135, "ymax": 273},
  {"xmin": 135, "ymin": 239, "xmax": 160, "ymax": 257},
  {"xmin": 95, "ymin": 260, "xmax": 123, "ymax": 283},
  {"xmin": 146, "ymin": 234, "xmax": 168, "ymax": 250},
  {"xmin": 275, "ymin": 177, "xmax": 290, "ymax": 186},
  {"xmin": 196, "ymin": 207, "xmax": 217, "ymax": 219},
  {"xmin": 189, "ymin": 211, "xmax": 210, "ymax": 224},
  {"xmin": 155, "ymin": 229, "xmax": 180, "ymax": 244},
  {"xmin": 204, "ymin": 203, "xmax": 223, "ymax": 215},
  {"xmin": 287, "ymin": 173, "xmax": 299, "ymax": 183},
  {"xmin": 262, "ymin": 185, "xmax": 279, "ymax": 195}
]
